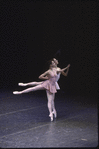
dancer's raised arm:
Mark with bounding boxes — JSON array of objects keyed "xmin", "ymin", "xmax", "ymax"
[
  {"xmin": 61, "ymin": 67, "xmax": 69, "ymax": 76},
  {"xmin": 56, "ymin": 64, "xmax": 70, "ymax": 77},
  {"xmin": 61, "ymin": 64, "xmax": 70, "ymax": 72}
]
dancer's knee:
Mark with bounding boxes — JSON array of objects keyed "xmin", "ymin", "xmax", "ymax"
[{"xmin": 48, "ymin": 99, "xmax": 52, "ymax": 107}]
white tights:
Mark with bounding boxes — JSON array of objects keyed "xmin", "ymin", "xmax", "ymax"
[
  {"xmin": 13, "ymin": 84, "xmax": 44, "ymax": 94},
  {"xmin": 13, "ymin": 84, "xmax": 56, "ymax": 121},
  {"xmin": 46, "ymin": 90, "xmax": 56, "ymax": 115},
  {"xmin": 18, "ymin": 81, "xmax": 43, "ymax": 87}
]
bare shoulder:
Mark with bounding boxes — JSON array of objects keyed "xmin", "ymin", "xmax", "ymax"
[
  {"xmin": 47, "ymin": 69, "xmax": 52, "ymax": 74},
  {"xmin": 57, "ymin": 67, "xmax": 61, "ymax": 71}
]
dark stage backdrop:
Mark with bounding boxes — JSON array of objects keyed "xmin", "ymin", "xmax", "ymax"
[{"xmin": 1, "ymin": 0, "xmax": 98, "ymax": 100}]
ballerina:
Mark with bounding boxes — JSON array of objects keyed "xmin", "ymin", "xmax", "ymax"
[
  {"xmin": 13, "ymin": 59, "xmax": 70, "ymax": 121},
  {"xmin": 18, "ymin": 58, "xmax": 70, "ymax": 119}
]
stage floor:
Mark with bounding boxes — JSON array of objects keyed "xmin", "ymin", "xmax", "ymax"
[{"xmin": 0, "ymin": 90, "xmax": 98, "ymax": 148}]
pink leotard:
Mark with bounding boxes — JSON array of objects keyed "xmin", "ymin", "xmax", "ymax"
[{"xmin": 41, "ymin": 73, "xmax": 60, "ymax": 93}]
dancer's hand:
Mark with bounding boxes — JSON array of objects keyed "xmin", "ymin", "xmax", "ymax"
[
  {"xmin": 18, "ymin": 83, "xmax": 27, "ymax": 86},
  {"xmin": 68, "ymin": 64, "xmax": 70, "ymax": 68}
]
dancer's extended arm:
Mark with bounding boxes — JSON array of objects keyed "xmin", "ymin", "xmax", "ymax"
[
  {"xmin": 61, "ymin": 67, "xmax": 69, "ymax": 76},
  {"xmin": 61, "ymin": 64, "xmax": 70, "ymax": 72},
  {"xmin": 57, "ymin": 64, "xmax": 70, "ymax": 76}
]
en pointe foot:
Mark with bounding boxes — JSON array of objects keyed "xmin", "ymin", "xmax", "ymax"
[
  {"xmin": 18, "ymin": 83, "xmax": 27, "ymax": 86},
  {"xmin": 13, "ymin": 91, "xmax": 22, "ymax": 95},
  {"xmin": 52, "ymin": 110, "xmax": 57, "ymax": 118},
  {"xmin": 49, "ymin": 113, "xmax": 53, "ymax": 122}
]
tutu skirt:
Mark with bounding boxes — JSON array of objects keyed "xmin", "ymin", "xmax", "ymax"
[{"xmin": 41, "ymin": 80, "xmax": 60, "ymax": 93}]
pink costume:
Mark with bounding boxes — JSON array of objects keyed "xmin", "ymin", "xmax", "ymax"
[{"xmin": 41, "ymin": 73, "xmax": 60, "ymax": 93}]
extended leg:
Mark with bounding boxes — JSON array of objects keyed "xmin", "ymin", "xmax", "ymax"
[
  {"xmin": 18, "ymin": 81, "xmax": 43, "ymax": 86},
  {"xmin": 13, "ymin": 84, "xmax": 45, "ymax": 94}
]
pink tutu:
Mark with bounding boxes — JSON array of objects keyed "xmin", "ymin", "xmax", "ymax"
[{"xmin": 41, "ymin": 79, "xmax": 60, "ymax": 93}]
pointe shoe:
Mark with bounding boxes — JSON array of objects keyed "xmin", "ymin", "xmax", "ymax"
[
  {"xmin": 52, "ymin": 110, "xmax": 57, "ymax": 118},
  {"xmin": 49, "ymin": 113, "xmax": 53, "ymax": 122},
  {"xmin": 13, "ymin": 91, "xmax": 21, "ymax": 95},
  {"xmin": 18, "ymin": 83, "xmax": 27, "ymax": 86}
]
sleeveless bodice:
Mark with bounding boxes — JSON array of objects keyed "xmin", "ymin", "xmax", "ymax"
[{"xmin": 56, "ymin": 73, "xmax": 61, "ymax": 82}]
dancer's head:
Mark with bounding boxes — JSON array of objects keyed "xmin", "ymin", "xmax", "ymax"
[
  {"xmin": 53, "ymin": 58, "xmax": 59, "ymax": 65},
  {"xmin": 47, "ymin": 59, "xmax": 56, "ymax": 69}
]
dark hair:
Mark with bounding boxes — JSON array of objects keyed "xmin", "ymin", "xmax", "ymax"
[
  {"xmin": 42, "ymin": 59, "xmax": 53, "ymax": 72},
  {"xmin": 47, "ymin": 59, "xmax": 53, "ymax": 67}
]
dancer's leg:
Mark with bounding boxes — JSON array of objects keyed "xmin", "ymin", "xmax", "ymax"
[
  {"xmin": 51, "ymin": 93, "xmax": 57, "ymax": 118},
  {"xmin": 18, "ymin": 81, "xmax": 43, "ymax": 86},
  {"xmin": 51, "ymin": 93, "xmax": 55, "ymax": 111},
  {"xmin": 46, "ymin": 90, "xmax": 54, "ymax": 121},
  {"xmin": 13, "ymin": 84, "xmax": 45, "ymax": 94}
]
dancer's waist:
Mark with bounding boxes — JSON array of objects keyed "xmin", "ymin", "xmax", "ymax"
[{"xmin": 49, "ymin": 78, "xmax": 57, "ymax": 83}]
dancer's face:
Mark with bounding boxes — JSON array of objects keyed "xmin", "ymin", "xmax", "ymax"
[
  {"xmin": 53, "ymin": 58, "xmax": 59, "ymax": 65},
  {"xmin": 50, "ymin": 60, "xmax": 56, "ymax": 67}
]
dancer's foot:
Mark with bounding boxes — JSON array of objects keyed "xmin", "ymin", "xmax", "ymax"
[
  {"xmin": 52, "ymin": 110, "xmax": 57, "ymax": 118},
  {"xmin": 13, "ymin": 91, "xmax": 22, "ymax": 95},
  {"xmin": 49, "ymin": 113, "xmax": 53, "ymax": 122},
  {"xmin": 18, "ymin": 83, "xmax": 27, "ymax": 86}
]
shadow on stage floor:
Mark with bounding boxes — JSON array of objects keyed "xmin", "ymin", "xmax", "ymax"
[{"xmin": 0, "ymin": 89, "xmax": 98, "ymax": 148}]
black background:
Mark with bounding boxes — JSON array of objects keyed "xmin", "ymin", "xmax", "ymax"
[{"xmin": 1, "ymin": 0, "xmax": 98, "ymax": 100}]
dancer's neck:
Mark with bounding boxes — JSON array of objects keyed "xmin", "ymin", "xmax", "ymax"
[{"xmin": 50, "ymin": 65, "xmax": 57, "ymax": 70}]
